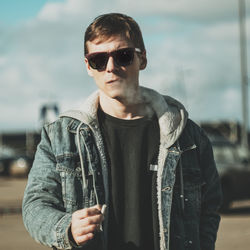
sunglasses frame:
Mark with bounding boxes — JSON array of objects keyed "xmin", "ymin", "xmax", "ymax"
[{"xmin": 85, "ymin": 47, "xmax": 141, "ymax": 70}]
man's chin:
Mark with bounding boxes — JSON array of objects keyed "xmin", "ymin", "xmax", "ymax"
[
  {"xmin": 102, "ymin": 85, "xmax": 139, "ymax": 103},
  {"xmin": 111, "ymin": 93, "xmax": 140, "ymax": 105}
]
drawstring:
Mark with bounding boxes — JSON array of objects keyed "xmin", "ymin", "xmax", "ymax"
[
  {"xmin": 177, "ymin": 141, "xmax": 185, "ymax": 214},
  {"xmin": 76, "ymin": 122, "xmax": 87, "ymax": 190},
  {"xmin": 82, "ymin": 137, "xmax": 100, "ymax": 205},
  {"xmin": 76, "ymin": 122, "xmax": 100, "ymax": 205}
]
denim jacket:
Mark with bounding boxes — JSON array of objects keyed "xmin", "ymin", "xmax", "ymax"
[{"xmin": 22, "ymin": 87, "xmax": 222, "ymax": 250}]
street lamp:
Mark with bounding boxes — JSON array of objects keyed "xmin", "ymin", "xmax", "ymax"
[{"xmin": 238, "ymin": 0, "xmax": 249, "ymax": 155}]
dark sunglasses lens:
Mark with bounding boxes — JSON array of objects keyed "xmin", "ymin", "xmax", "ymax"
[
  {"xmin": 114, "ymin": 49, "xmax": 134, "ymax": 66},
  {"xmin": 89, "ymin": 53, "xmax": 108, "ymax": 70}
]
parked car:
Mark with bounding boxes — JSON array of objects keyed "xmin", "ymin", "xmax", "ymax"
[
  {"xmin": 0, "ymin": 146, "xmax": 33, "ymax": 177},
  {"xmin": 210, "ymin": 137, "xmax": 250, "ymax": 211}
]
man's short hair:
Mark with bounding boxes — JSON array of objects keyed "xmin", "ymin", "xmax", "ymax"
[{"xmin": 84, "ymin": 13, "xmax": 146, "ymax": 55}]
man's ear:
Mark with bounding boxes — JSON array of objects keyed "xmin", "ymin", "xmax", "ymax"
[
  {"xmin": 139, "ymin": 50, "xmax": 147, "ymax": 70},
  {"xmin": 84, "ymin": 58, "xmax": 94, "ymax": 77}
]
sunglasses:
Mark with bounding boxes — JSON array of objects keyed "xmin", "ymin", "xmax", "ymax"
[{"xmin": 85, "ymin": 47, "xmax": 141, "ymax": 70}]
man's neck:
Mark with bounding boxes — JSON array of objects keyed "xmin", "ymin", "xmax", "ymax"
[{"xmin": 99, "ymin": 91, "xmax": 152, "ymax": 120}]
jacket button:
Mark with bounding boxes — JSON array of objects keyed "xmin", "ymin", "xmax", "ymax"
[{"xmin": 164, "ymin": 228, "xmax": 168, "ymax": 233}]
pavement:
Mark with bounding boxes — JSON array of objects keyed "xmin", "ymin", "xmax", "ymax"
[
  {"xmin": 0, "ymin": 177, "xmax": 48, "ymax": 249},
  {"xmin": 1, "ymin": 177, "xmax": 250, "ymax": 250},
  {"xmin": 0, "ymin": 177, "xmax": 24, "ymax": 215}
]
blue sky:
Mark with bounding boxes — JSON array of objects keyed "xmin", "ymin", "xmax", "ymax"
[
  {"xmin": 0, "ymin": 0, "xmax": 63, "ymax": 24},
  {"xmin": 0, "ymin": 0, "xmax": 250, "ymax": 131}
]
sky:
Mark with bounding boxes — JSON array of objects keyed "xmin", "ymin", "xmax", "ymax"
[{"xmin": 0, "ymin": 0, "xmax": 250, "ymax": 132}]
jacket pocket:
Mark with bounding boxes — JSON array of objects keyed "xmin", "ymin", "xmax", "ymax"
[
  {"xmin": 174, "ymin": 167, "xmax": 202, "ymax": 217},
  {"xmin": 183, "ymin": 168, "xmax": 202, "ymax": 217},
  {"xmin": 56, "ymin": 157, "xmax": 84, "ymax": 212},
  {"xmin": 171, "ymin": 168, "xmax": 203, "ymax": 250}
]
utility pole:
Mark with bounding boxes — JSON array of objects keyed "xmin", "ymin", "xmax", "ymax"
[{"xmin": 238, "ymin": 0, "xmax": 249, "ymax": 154}]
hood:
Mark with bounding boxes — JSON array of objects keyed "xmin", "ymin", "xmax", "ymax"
[{"xmin": 60, "ymin": 86, "xmax": 188, "ymax": 148}]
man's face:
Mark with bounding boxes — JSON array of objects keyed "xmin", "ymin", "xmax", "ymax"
[{"xmin": 85, "ymin": 35, "xmax": 146, "ymax": 103}]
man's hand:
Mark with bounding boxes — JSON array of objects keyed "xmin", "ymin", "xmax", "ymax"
[{"xmin": 71, "ymin": 204, "xmax": 104, "ymax": 246}]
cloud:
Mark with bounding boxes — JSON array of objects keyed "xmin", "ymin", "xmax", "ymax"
[
  {"xmin": 1, "ymin": 0, "xmax": 250, "ymax": 131},
  {"xmin": 36, "ymin": 0, "xmax": 248, "ymax": 23},
  {"xmin": 37, "ymin": 0, "xmax": 106, "ymax": 22}
]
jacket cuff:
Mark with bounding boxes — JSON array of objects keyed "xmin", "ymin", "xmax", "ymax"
[
  {"xmin": 67, "ymin": 224, "xmax": 83, "ymax": 249},
  {"xmin": 54, "ymin": 213, "xmax": 73, "ymax": 249}
]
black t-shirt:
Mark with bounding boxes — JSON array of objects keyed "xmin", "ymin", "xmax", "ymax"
[{"xmin": 98, "ymin": 108, "xmax": 160, "ymax": 250}]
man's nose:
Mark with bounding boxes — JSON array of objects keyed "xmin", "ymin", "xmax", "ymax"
[{"xmin": 106, "ymin": 56, "xmax": 116, "ymax": 72}]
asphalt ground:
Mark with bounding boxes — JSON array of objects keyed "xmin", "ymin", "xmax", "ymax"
[{"xmin": 1, "ymin": 177, "xmax": 250, "ymax": 250}]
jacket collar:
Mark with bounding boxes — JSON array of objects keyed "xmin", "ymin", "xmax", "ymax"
[{"xmin": 60, "ymin": 86, "xmax": 188, "ymax": 148}]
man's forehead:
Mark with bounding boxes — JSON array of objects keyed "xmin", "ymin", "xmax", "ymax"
[
  {"xmin": 89, "ymin": 31, "xmax": 130, "ymax": 43},
  {"xmin": 86, "ymin": 35, "xmax": 134, "ymax": 52}
]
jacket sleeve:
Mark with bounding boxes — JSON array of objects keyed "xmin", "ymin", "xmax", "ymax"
[
  {"xmin": 22, "ymin": 126, "xmax": 75, "ymax": 249},
  {"xmin": 199, "ymin": 129, "xmax": 223, "ymax": 250},
  {"xmin": 22, "ymin": 125, "xmax": 99, "ymax": 250}
]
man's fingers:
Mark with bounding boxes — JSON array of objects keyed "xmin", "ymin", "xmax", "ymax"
[
  {"xmin": 81, "ymin": 214, "xmax": 104, "ymax": 226},
  {"xmin": 94, "ymin": 204, "xmax": 102, "ymax": 210},
  {"xmin": 74, "ymin": 232, "xmax": 95, "ymax": 246},
  {"xmin": 73, "ymin": 206, "xmax": 102, "ymax": 219},
  {"xmin": 71, "ymin": 205, "xmax": 105, "ymax": 246},
  {"xmin": 72, "ymin": 214, "xmax": 103, "ymax": 227},
  {"xmin": 74, "ymin": 224, "xmax": 100, "ymax": 236}
]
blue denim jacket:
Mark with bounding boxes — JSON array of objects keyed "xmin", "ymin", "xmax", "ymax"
[{"xmin": 22, "ymin": 87, "xmax": 222, "ymax": 250}]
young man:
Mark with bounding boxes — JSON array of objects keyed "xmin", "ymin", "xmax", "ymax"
[{"xmin": 23, "ymin": 13, "xmax": 222, "ymax": 250}]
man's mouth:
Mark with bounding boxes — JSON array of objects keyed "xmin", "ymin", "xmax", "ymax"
[{"xmin": 106, "ymin": 79, "xmax": 119, "ymax": 84}]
